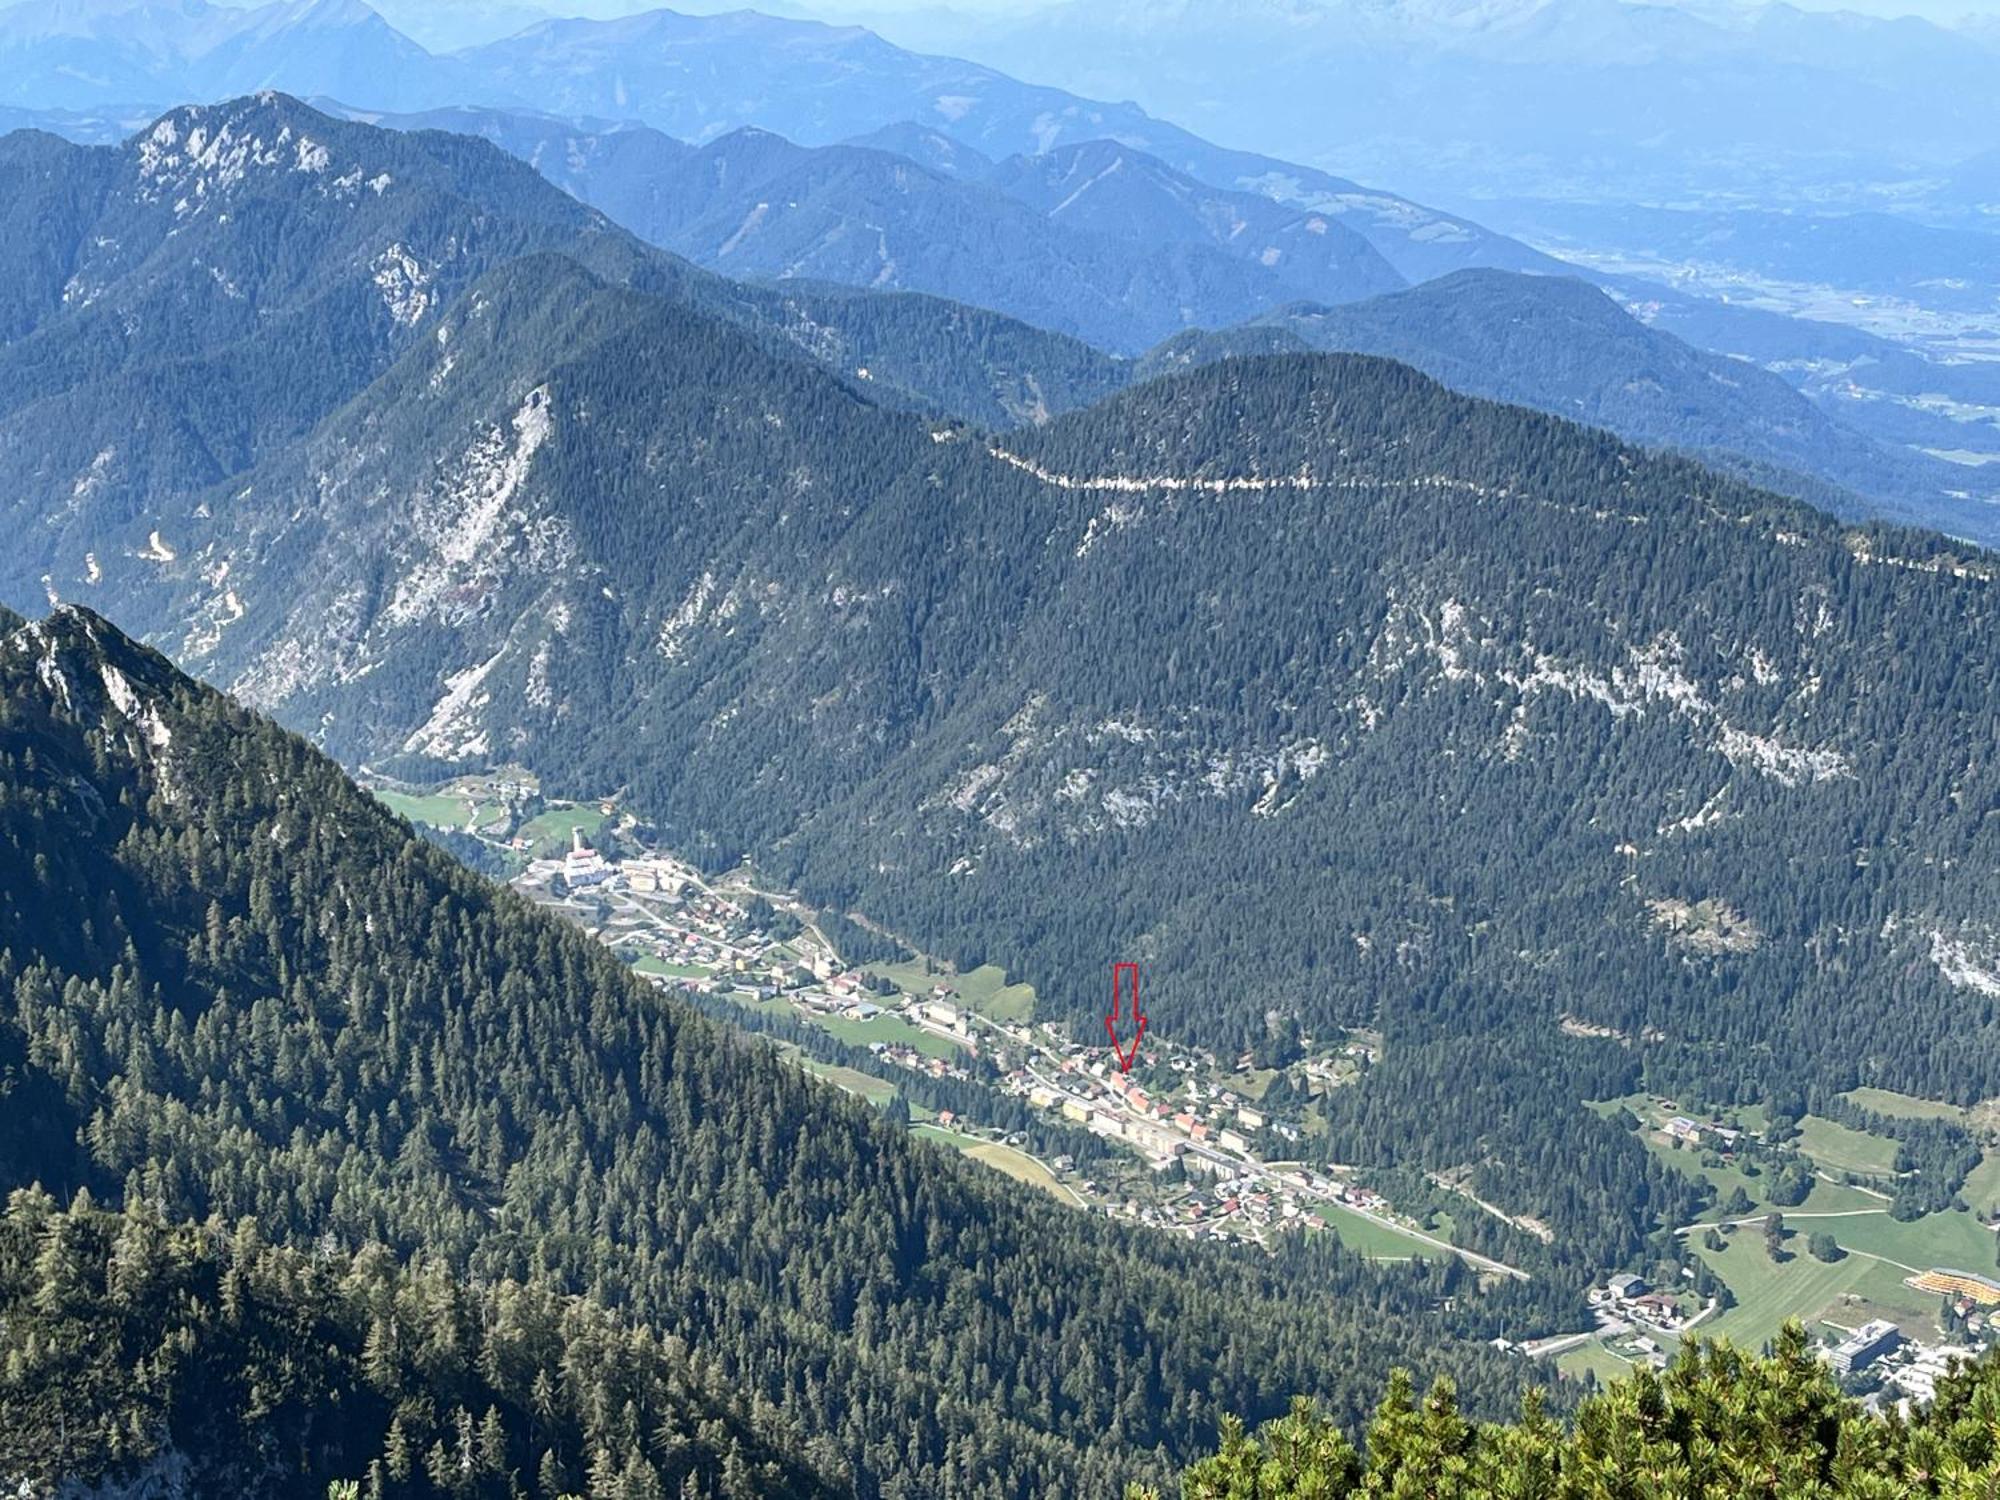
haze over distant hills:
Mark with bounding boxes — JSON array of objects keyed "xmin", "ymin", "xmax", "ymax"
[
  {"xmin": 347, "ymin": 107, "xmax": 1405, "ymax": 352},
  {"xmin": 323, "ymin": 98, "xmax": 1995, "ymax": 539},
  {"xmin": 851, "ymin": 0, "xmax": 2000, "ymax": 206}
]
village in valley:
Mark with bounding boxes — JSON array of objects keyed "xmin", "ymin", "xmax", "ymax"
[{"xmin": 370, "ymin": 768, "xmax": 2000, "ymax": 1405}]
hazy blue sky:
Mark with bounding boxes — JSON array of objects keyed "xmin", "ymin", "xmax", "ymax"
[{"xmin": 771, "ymin": 0, "xmax": 2000, "ymax": 16}]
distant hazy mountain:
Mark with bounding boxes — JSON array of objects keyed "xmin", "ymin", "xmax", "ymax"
[
  {"xmin": 874, "ymin": 0, "xmax": 2000, "ymax": 205},
  {"xmin": 1142, "ymin": 270, "xmax": 1994, "ymax": 542},
  {"xmin": 843, "ymin": 118, "xmax": 992, "ymax": 179},
  {"xmin": 351, "ymin": 109, "xmax": 1404, "ymax": 352},
  {"xmin": 0, "ymin": 0, "xmax": 1561, "ymax": 290},
  {"xmin": 0, "ymin": 100, "xmax": 155, "ymax": 143},
  {"xmin": 0, "ymin": 0, "xmax": 478, "ymax": 112},
  {"xmin": 335, "ymin": 102, "xmax": 695, "ymax": 223},
  {"xmin": 986, "ymin": 140, "xmax": 1406, "ymax": 305},
  {"xmin": 442, "ymin": 7, "xmax": 1559, "ymax": 284}
]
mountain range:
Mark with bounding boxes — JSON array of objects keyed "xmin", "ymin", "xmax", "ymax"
[
  {"xmin": 350, "ymin": 107, "xmax": 1404, "ymax": 353},
  {"xmin": 1141, "ymin": 270, "xmax": 1980, "ymax": 536},
  {"xmin": 0, "ymin": 0, "xmax": 1563, "ymax": 288},
  {"xmin": 8, "ymin": 8, "xmax": 2000, "ymax": 1497},
  {"xmin": 12, "ymin": 0, "xmax": 1995, "ymax": 503},
  {"xmin": 0, "ymin": 91, "xmax": 1134, "ymax": 584},
  {"xmin": 318, "ymin": 100, "xmax": 1995, "ymax": 539},
  {"xmin": 8, "ymin": 98, "xmax": 1999, "ymax": 1293}
]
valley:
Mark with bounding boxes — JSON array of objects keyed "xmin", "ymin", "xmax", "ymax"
[
  {"xmin": 369, "ymin": 766, "xmax": 2000, "ymax": 1392},
  {"xmin": 367, "ymin": 770, "xmax": 1504, "ymax": 1275}
]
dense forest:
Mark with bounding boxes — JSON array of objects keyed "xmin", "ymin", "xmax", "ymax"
[
  {"xmin": 1135, "ymin": 1327, "xmax": 2000, "ymax": 1498},
  {"xmin": 0, "ymin": 605, "xmax": 1539, "ymax": 1496},
  {"xmin": 0, "ymin": 1191, "xmax": 833, "ymax": 1498}
]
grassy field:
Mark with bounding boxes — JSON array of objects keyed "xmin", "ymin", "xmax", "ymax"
[
  {"xmin": 1794, "ymin": 1115, "xmax": 1902, "ymax": 1178},
  {"xmin": 816, "ymin": 1009, "xmax": 964, "ymax": 1061},
  {"xmin": 910, "ymin": 1126, "xmax": 1078, "ymax": 1203},
  {"xmin": 801, "ymin": 1060, "xmax": 898, "ymax": 1106},
  {"xmin": 1311, "ymin": 1203, "xmax": 1445, "ymax": 1260},
  {"xmin": 720, "ymin": 992, "xmax": 798, "ymax": 1022},
  {"xmin": 517, "ymin": 805, "xmax": 608, "ymax": 851},
  {"xmin": 1638, "ymin": 1134, "xmax": 1881, "ymax": 1221},
  {"xmin": 1962, "ymin": 1151, "xmax": 2000, "ymax": 1220},
  {"xmin": 863, "ymin": 959, "xmax": 944, "ymax": 996},
  {"xmin": 374, "ymin": 789, "xmax": 477, "ymax": 829},
  {"xmin": 1223, "ymin": 1068, "xmax": 1279, "ymax": 1103},
  {"xmin": 1686, "ymin": 1202, "xmax": 2000, "ymax": 1350},
  {"xmin": 1842, "ymin": 1087, "xmax": 1967, "ymax": 1123},
  {"xmin": 953, "ymin": 964, "xmax": 1037, "ymax": 1022},
  {"xmin": 864, "ymin": 958, "xmax": 1036, "ymax": 1022},
  {"xmin": 1828, "ymin": 1207, "xmax": 1997, "ymax": 1273},
  {"xmin": 965, "ymin": 1141, "xmax": 1073, "ymax": 1198},
  {"xmin": 1555, "ymin": 1340, "xmax": 1643, "ymax": 1387},
  {"xmin": 1690, "ymin": 1229, "xmax": 1937, "ymax": 1350}
]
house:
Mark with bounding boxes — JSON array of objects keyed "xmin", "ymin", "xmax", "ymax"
[
  {"xmin": 1608, "ymin": 1273, "xmax": 1649, "ymax": 1300},
  {"xmin": 1237, "ymin": 1106, "xmax": 1266, "ymax": 1131},
  {"xmin": 1218, "ymin": 1129, "xmax": 1250, "ymax": 1154},
  {"xmin": 1664, "ymin": 1117, "xmax": 1702, "ymax": 1144}
]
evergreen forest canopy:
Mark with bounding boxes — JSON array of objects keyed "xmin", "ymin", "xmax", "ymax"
[
  {"xmin": 1136, "ymin": 1327, "xmax": 2000, "ymax": 1499},
  {"xmin": 0, "ymin": 606, "xmax": 1537, "ymax": 1497}
]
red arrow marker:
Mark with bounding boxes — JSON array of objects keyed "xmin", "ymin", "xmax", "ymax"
[{"xmin": 1105, "ymin": 962, "xmax": 1145, "ymax": 1072}]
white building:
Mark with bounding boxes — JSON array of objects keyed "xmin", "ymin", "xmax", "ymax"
[
  {"xmin": 563, "ymin": 828, "xmax": 612, "ymax": 887},
  {"xmin": 1829, "ymin": 1320, "xmax": 1903, "ymax": 1375}
]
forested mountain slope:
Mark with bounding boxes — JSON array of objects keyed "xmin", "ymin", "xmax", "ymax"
[
  {"xmin": 46, "ymin": 271, "xmax": 2000, "ymax": 1279},
  {"xmin": 0, "ymin": 604, "xmax": 1536, "ymax": 1497},
  {"xmin": 1140, "ymin": 270, "xmax": 1993, "ymax": 543},
  {"xmin": 0, "ymin": 93, "xmax": 1124, "ymax": 617},
  {"xmin": 0, "ymin": 1195, "xmax": 837, "ymax": 1498}
]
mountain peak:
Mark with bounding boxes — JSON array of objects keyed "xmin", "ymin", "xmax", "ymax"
[{"xmin": 5, "ymin": 604, "xmax": 180, "ymax": 759}]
